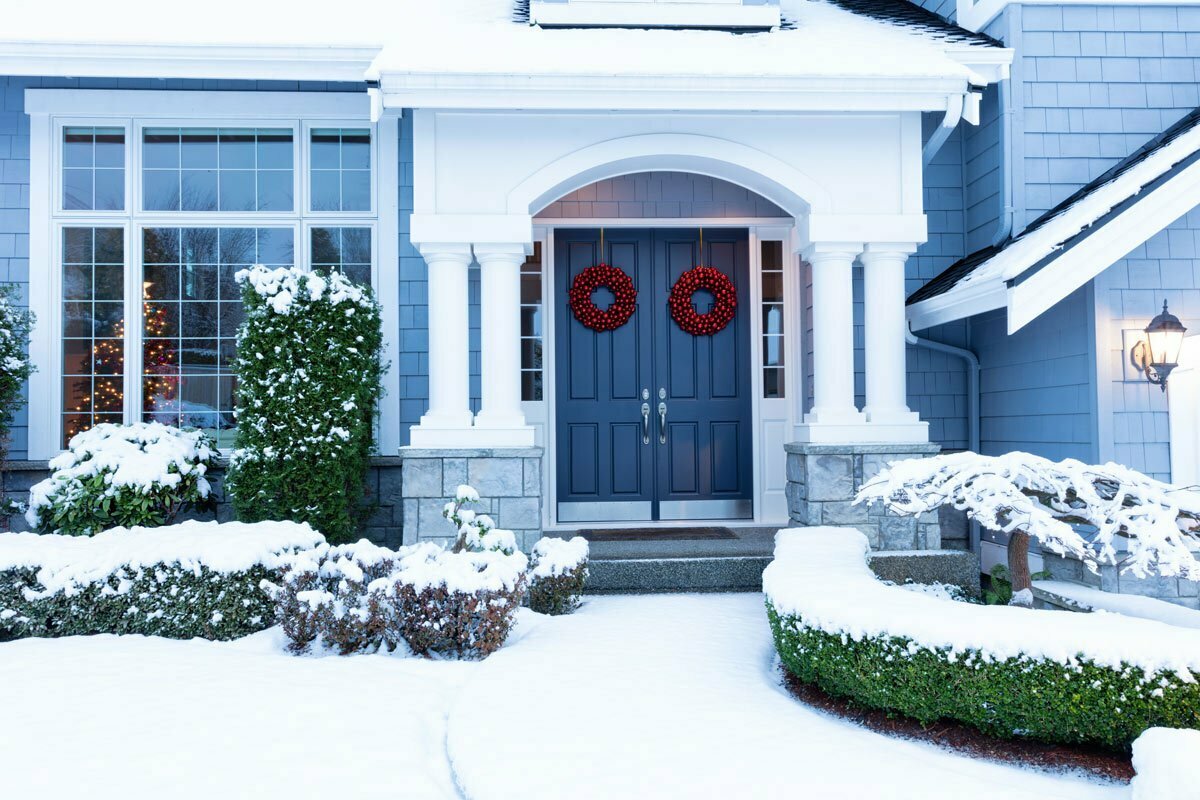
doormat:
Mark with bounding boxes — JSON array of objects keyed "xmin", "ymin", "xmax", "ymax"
[{"xmin": 578, "ymin": 527, "xmax": 738, "ymax": 542}]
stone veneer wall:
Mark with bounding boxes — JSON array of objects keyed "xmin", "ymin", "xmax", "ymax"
[
  {"xmin": 2, "ymin": 458, "xmax": 406, "ymax": 548},
  {"xmin": 1040, "ymin": 551, "xmax": 1200, "ymax": 611},
  {"xmin": 399, "ymin": 448, "xmax": 543, "ymax": 549},
  {"xmin": 785, "ymin": 443, "xmax": 943, "ymax": 550}
]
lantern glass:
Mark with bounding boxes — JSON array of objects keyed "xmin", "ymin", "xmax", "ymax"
[{"xmin": 1144, "ymin": 301, "xmax": 1187, "ymax": 368}]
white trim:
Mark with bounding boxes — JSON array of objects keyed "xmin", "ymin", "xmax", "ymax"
[
  {"xmin": 539, "ymin": 220, "xmax": 795, "ymax": 529},
  {"xmin": 906, "ymin": 144, "xmax": 1200, "ymax": 333},
  {"xmin": 26, "ymin": 89, "xmax": 395, "ymax": 457},
  {"xmin": 1169, "ymin": 336, "xmax": 1200, "ymax": 488},
  {"xmin": 0, "ymin": 43, "xmax": 376, "ymax": 83},
  {"xmin": 377, "ymin": 73, "xmax": 1000, "ymax": 114},
  {"xmin": 1006, "ymin": 157, "xmax": 1200, "ymax": 334}
]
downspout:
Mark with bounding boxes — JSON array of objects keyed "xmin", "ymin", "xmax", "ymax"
[
  {"xmin": 906, "ymin": 324, "xmax": 980, "ymax": 454},
  {"xmin": 923, "ymin": 92, "xmax": 964, "ymax": 167}
]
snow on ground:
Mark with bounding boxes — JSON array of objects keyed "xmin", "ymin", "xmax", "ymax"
[
  {"xmin": 2, "ymin": 594, "xmax": 1122, "ymax": 800},
  {"xmin": 1037, "ymin": 579, "xmax": 1200, "ymax": 630}
]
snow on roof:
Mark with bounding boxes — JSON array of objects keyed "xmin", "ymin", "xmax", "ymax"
[
  {"xmin": 370, "ymin": 0, "xmax": 1000, "ymax": 81},
  {"xmin": 0, "ymin": 0, "xmax": 1002, "ymax": 83},
  {"xmin": 909, "ymin": 106, "xmax": 1200, "ymax": 309}
]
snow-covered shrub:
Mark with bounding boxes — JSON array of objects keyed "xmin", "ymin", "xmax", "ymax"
[
  {"xmin": 25, "ymin": 422, "xmax": 217, "ymax": 536},
  {"xmin": 1131, "ymin": 728, "xmax": 1200, "ymax": 799},
  {"xmin": 386, "ymin": 543, "xmax": 528, "ymax": 659},
  {"xmin": 764, "ymin": 528, "xmax": 1200, "ymax": 749},
  {"xmin": 0, "ymin": 284, "xmax": 34, "ymax": 529},
  {"xmin": 528, "ymin": 536, "xmax": 589, "ymax": 615},
  {"xmin": 0, "ymin": 520, "xmax": 322, "ymax": 640},
  {"xmin": 442, "ymin": 484, "xmax": 518, "ymax": 554},
  {"xmin": 226, "ymin": 265, "xmax": 383, "ymax": 544},
  {"xmin": 857, "ymin": 451, "xmax": 1200, "ymax": 605},
  {"xmin": 267, "ymin": 539, "xmax": 399, "ymax": 654}
]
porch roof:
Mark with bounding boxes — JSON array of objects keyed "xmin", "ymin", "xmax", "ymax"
[
  {"xmin": 907, "ymin": 106, "xmax": 1200, "ymax": 334},
  {"xmin": 0, "ymin": 0, "xmax": 1009, "ymax": 92}
]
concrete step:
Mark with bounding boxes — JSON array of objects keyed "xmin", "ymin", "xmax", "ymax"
[{"xmin": 585, "ymin": 555, "xmax": 771, "ymax": 594}]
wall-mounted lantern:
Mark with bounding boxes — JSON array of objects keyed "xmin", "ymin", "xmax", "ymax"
[{"xmin": 1132, "ymin": 301, "xmax": 1188, "ymax": 392}]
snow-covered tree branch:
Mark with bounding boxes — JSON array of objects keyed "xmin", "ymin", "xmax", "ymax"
[{"xmin": 856, "ymin": 452, "xmax": 1200, "ymax": 605}]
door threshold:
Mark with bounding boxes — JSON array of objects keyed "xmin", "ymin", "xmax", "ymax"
[{"xmin": 545, "ymin": 519, "xmax": 787, "ymax": 534}]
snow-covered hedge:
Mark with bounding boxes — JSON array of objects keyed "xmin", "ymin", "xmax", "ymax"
[
  {"xmin": 268, "ymin": 539, "xmax": 399, "ymax": 654},
  {"xmin": 528, "ymin": 536, "xmax": 589, "ymax": 615},
  {"xmin": 389, "ymin": 543, "xmax": 528, "ymax": 658},
  {"xmin": 1131, "ymin": 728, "xmax": 1200, "ymax": 799},
  {"xmin": 0, "ymin": 284, "xmax": 34, "ymax": 527},
  {"xmin": 763, "ymin": 528, "xmax": 1200, "ymax": 749},
  {"xmin": 272, "ymin": 539, "xmax": 529, "ymax": 658},
  {"xmin": 0, "ymin": 520, "xmax": 323, "ymax": 640},
  {"xmin": 226, "ymin": 265, "xmax": 383, "ymax": 543},
  {"xmin": 25, "ymin": 423, "xmax": 217, "ymax": 536}
]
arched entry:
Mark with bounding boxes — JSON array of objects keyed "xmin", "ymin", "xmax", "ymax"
[{"xmin": 529, "ymin": 172, "xmax": 796, "ymax": 524}]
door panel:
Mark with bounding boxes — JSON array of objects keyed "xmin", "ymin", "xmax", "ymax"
[
  {"xmin": 652, "ymin": 229, "xmax": 753, "ymax": 518},
  {"xmin": 556, "ymin": 227, "xmax": 753, "ymax": 522},
  {"xmin": 556, "ymin": 229, "xmax": 654, "ymax": 522}
]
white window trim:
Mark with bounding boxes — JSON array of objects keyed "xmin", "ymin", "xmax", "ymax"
[{"xmin": 26, "ymin": 89, "xmax": 401, "ymax": 459}]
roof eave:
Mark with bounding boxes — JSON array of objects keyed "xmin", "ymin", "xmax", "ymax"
[
  {"xmin": 376, "ymin": 71, "xmax": 985, "ymax": 113},
  {"xmin": 906, "ymin": 279, "xmax": 1007, "ymax": 331},
  {"xmin": 0, "ymin": 41, "xmax": 379, "ymax": 83}
]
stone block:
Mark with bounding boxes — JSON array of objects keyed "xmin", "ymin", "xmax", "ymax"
[
  {"xmin": 785, "ymin": 453, "xmax": 805, "ymax": 484},
  {"xmin": 378, "ymin": 465, "xmax": 403, "ymax": 504},
  {"xmin": 468, "ymin": 457, "xmax": 523, "ymax": 497},
  {"xmin": 523, "ymin": 457, "xmax": 542, "ymax": 496},
  {"xmin": 1180, "ymin": 579, "xmax": 1199, "ymax": 598},
  {"xmin": 805, "ymin": 454, "xmax": 855, "ymax": 502},
  {"xmin": 416, "ymin": 497, "xmax": 452, "ymax": 538},
  {"xmin": 402, "ymin": 458, "xmax": 442, "ymax": 498},
  {"xmin": 1116, "ymin": 573, "xmax": 1183, "ymax": 599},
  {"xmin": 499, "ymin": 496, "xmax": 540, "ymax": 530},
  {"xmin": 441, "ymin": 458, "xmax": 468, "ymax": 496},
  {"xmin": 819, "ymin": 499, "xmax": 867, "ymax": 525},
  {"xmin": 918, "ymin": 522, "xmax": 941, "ymax": 549},
  {"xmin": 401, "ymin": 499, "xmax": 420, "ymax": 545},
  {"xmin": 878, "ymin": 515, "xmax": 917, "ymax": 550},
  {"xmin": 861, "ymin": 454, "xmax": 894, "ymax": 483}
]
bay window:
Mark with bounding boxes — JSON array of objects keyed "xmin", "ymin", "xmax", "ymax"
[{"xmin": 29, "ymin": 90, "xmax": 396, "ymax": 455}]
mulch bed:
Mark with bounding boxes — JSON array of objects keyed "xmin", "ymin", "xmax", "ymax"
[{"xmin": 780, "ymin": 667, "xmax": 1134, "ymax": 784}]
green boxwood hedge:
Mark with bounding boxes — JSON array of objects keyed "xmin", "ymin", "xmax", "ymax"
[
  {"xmin": 767, "ymin": 601, "xmax": 1200, "ymax": 750},
  {"xmin": 1, "ymin": 563, "xmax": 279, "ymax": 641}
]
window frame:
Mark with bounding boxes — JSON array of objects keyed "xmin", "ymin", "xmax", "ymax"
[{"xmin": 27, "ymin": 89, "xmax": 400, "ymax": 458}]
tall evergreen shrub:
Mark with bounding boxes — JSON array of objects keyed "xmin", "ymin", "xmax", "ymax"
[
  {"xmin": 0, "ymin": 285, "xmax": 34, "ymax": 529},
  {"xmin": 226, "ymin": 266, "xmax": 383, "ymax": 542}
]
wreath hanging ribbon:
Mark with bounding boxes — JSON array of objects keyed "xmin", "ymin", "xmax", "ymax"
[
  {"xmin": 569, "ymin": 264, "xmax": 638, "ymax": 332},
  {"xmin": 668, "ymin": 266, "xmax": 737, "ymax": 336}
]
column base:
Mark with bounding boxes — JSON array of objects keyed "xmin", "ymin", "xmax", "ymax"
[
  {"xmin": 784, "ymin": 442, "xmax": 942, "ymax": 551},
  {"xmin": 473, "ymin": 410, "xmax": 536, "ymax": 447},
  {"xmin": 792, "ymin": 420, "xmax": 928, "ymax": 444},
  {"xmin": 399, "ymin": 446, "xmax": 544, "ymax": 550}
]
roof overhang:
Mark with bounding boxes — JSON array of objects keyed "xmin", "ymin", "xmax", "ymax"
[
  {"xmin": 0, "ymin": 42, "xmax": 378, "ymax": 83},
  {"xmin": 908, "ymin": 150, "xmax": 1200, "ymax": 334},
  {"xmin": 375, "ymin": 72, "xmax": 995, "ymax": 113}
]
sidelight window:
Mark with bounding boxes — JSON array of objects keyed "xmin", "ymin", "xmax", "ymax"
[{"xmin": 760, "ymin": 240, "xmax": 786, "ymax": 398}]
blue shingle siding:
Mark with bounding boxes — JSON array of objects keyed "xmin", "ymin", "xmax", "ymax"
[
  {"xmin": 397, "ymin": 111, "xmax": 429, "ymax": 444},
  {"xmin": 0, "ymin": 78, "xmax": 30, "ymax": 458},
  {"xmin": 972, "ymin": 286, "xmax": 1097, "ymax": 461},
  {"xmin": 0, "ymin": 76, "xmax": 363, "ymax": 458}
]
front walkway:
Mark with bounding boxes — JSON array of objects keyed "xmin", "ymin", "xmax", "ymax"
[{"xmin": 1, "ymin": 595, "xmax": 1123, "ymax": 799}]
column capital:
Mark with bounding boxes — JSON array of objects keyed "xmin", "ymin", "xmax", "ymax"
[
  {"xmin": 801, "ymin": 242, "xmax": 862, "ymax": 262},
  {"xmin": 861, "ymin": 242, "xmax": 920, "ymax": 259},
  {"xmin": 418, "ymin": 242, "xmax": 474, "ymax": 263},
  {"xmin": 473, "ymin": 242, "xmax": 533, "ymax": 263}
]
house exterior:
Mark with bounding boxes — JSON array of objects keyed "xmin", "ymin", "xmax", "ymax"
[{"xmin": 0, "ymin": 0, "xmax": 1196, "ymax": 599}]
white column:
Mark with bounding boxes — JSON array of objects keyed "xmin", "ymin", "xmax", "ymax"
[
  {"xmin": 473, "ymin": 243, "xmax": 535, "ymax": 446},
  {"xmin": 861, "ymin": 244, "xmax": 927, "ymax": 441},
  {"xmin": 411, "ymin": 243, "xmax": 474, "ymax": 445},
  {"xmin": 803, "ymin": 243, "xmax": 865, "ymax": 428}
]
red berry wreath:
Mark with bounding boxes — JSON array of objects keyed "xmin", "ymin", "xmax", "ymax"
[
  {"xmin": 668, "ymin": 266, "xmax": 737, "ymax": 336},
  {"xmin": 569, "ymin": 264, "xmax": 637, "ymax": 332}
]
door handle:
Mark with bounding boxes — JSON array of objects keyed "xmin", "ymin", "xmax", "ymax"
[
  {"xmin": 658, "ymin": 401, "xmax": 667, "ymax": 445},
  {"xmin": 641, "ymin": 403, "xmax": 651, "ymax": 445}
]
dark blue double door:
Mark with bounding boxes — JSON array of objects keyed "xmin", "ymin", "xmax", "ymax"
[{"xmin": 555, "ymin": 228, "xmax": 753, "ymax": 523}]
